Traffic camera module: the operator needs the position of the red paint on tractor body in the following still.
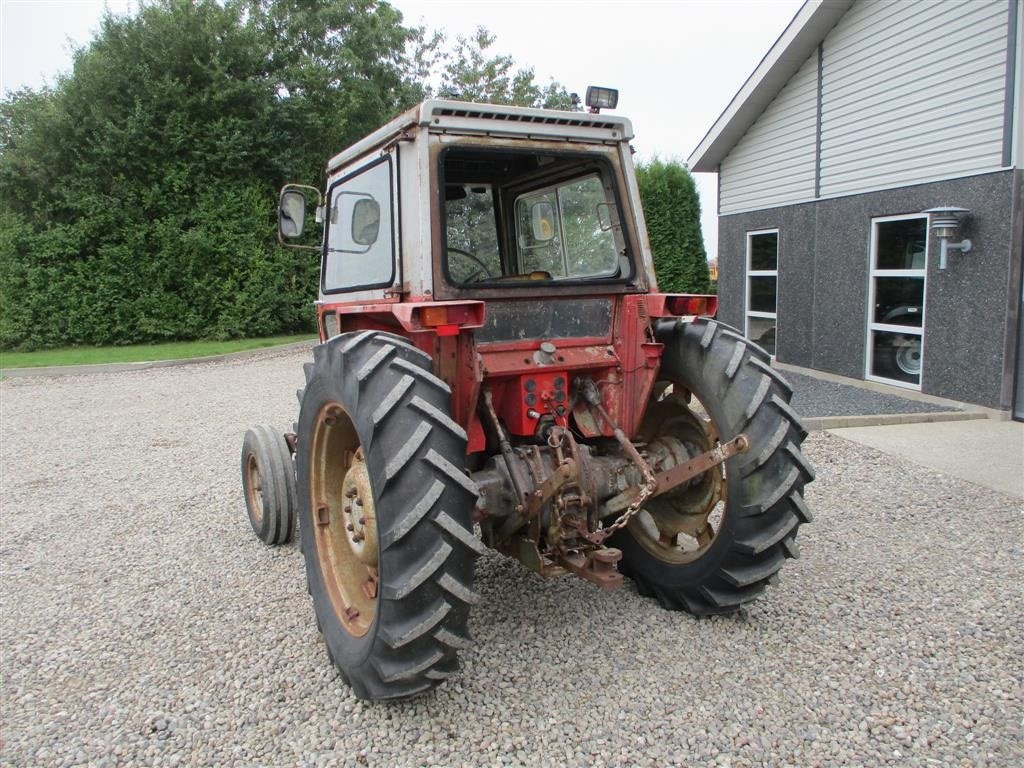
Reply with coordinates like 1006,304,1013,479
316,293,716,454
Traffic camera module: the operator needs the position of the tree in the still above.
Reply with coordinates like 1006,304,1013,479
0,1,579,350
250,0,426,182
636,158,710,294
0,0,425,349
428,26,576,110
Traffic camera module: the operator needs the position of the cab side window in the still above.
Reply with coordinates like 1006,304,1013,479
323,158,394,293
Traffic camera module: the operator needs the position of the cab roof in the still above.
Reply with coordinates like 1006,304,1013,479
327,99,634,173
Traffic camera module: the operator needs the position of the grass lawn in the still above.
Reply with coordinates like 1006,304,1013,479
0,334,316,370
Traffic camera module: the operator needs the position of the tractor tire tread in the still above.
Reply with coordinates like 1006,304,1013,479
241,424,296,545
617,316,813,616
378,599,451,649
380,480,445,549
733,510,799,555
297,331,478,701
384,542,453,601
433,511,488,555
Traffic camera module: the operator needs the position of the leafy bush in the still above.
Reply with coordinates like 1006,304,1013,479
636,158,711,294
0,0,419,349
0,0,579,350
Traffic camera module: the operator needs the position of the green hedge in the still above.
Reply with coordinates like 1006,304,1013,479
636,158,711,294
0,0,420,350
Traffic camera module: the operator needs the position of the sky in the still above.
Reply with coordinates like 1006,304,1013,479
0,0,805,258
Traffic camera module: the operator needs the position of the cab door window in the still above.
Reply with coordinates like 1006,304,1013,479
323,156,395,293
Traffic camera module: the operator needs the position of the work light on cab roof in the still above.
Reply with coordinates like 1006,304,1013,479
585,85,619,113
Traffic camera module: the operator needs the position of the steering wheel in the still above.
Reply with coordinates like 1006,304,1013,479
447,247,494,282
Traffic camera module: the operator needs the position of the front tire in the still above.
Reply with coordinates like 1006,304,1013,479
296,331,482,700
241,425,296,545
613,318,814,615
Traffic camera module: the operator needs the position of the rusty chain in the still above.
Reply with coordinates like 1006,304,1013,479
598,459,658,540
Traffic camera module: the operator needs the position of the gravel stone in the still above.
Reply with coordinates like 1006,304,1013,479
786,371,960,417
1,346,1021,767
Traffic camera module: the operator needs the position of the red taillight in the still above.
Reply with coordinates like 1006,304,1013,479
666,295,719,317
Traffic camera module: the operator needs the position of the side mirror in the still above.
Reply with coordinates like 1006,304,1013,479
277,184,324,250
279,190,307,239
596,201,618,232
531,201,556,242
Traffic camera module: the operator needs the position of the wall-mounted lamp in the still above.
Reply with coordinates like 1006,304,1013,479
922,207,972,270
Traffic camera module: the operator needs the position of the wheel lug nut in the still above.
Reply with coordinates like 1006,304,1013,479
346,524,354,532
344,505,351,514
358,517,366,525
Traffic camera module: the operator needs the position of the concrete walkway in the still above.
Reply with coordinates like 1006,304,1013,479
829,419,1024,499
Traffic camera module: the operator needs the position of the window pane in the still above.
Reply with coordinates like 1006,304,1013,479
516,190,563,275
749,276,777,313
445,185,502,283
557,176,618,276
324,160,393,291
514,175,619,279
750,232,778,270
875,219,926,270
872,276,924,326
747,316,776,356
870,329,922,385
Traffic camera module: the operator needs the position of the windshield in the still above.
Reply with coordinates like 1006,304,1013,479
442,148,631,286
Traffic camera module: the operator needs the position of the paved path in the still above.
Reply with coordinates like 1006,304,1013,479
829,419,1024,499
787,371,960,418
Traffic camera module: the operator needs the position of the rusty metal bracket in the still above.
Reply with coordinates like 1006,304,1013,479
654,433,748,496
604,434,749,514
556,548,623,591
523,458,577,521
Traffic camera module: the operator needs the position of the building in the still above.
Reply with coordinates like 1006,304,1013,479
688,0,1023,418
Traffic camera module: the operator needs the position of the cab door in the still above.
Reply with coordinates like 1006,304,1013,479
320,153,400,302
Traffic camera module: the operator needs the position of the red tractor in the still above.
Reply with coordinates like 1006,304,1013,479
241,90,813,700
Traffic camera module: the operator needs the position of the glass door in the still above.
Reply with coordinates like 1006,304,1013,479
866,215,928,389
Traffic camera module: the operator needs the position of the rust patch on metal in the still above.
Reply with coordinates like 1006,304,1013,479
557,548,623,591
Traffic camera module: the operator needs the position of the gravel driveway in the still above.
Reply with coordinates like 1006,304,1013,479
2,347,1022,767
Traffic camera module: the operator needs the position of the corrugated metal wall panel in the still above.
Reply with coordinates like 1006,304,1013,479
819,0,1009,197
719,52,818,215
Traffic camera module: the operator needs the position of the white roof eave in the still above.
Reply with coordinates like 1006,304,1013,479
687,0,854,173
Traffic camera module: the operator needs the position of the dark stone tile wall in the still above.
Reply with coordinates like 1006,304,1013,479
717,170,1020,408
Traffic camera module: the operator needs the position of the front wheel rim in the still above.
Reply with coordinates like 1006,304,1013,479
245,452,264,527
309,402,379,637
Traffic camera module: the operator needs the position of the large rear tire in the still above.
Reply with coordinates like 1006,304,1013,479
295,331,482,700
613,318,814,615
